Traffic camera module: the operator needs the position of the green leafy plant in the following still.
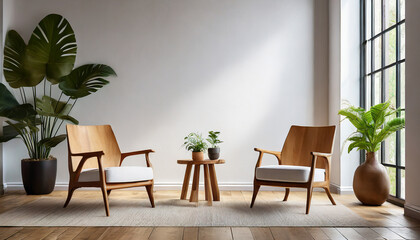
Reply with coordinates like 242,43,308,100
338,101,405,154
0,14,116,160
207,131,223,148
183,132,208,152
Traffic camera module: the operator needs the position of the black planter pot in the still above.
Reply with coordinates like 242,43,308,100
208,148,220,160
21,158,57,195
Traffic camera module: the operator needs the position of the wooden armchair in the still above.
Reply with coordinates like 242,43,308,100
250,125,336,214
64,125,155,216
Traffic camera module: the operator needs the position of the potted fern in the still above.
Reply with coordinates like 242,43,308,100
0,14,116,194
183,132,208,161
338,101,405,205
207,131,223,160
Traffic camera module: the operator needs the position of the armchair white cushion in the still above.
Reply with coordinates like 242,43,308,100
79,166,153,183
256,165,325,183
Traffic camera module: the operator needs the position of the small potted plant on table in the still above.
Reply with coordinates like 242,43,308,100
183,132,208,161
207,131,223,160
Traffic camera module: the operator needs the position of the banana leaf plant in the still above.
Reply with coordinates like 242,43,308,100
338,101,405,154
0,14,116,160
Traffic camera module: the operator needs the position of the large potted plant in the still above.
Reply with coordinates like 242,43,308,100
0,14,116,195
206,131,223,160
183,132,208,161
338,101,405,205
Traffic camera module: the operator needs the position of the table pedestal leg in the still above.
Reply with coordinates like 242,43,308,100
204,165,212,206
209,164,220,201
180,163,193,200
189,164,200,206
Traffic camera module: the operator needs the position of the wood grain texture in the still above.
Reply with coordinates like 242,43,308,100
149,227,183,240
0,190,419,239
198,227,232,240
183,227,198,240
64,125,155,216
249,227,274,240
252,125,336,214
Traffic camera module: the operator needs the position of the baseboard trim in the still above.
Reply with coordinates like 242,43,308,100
4,182,334,192
404,204,420,221
329,183,353,194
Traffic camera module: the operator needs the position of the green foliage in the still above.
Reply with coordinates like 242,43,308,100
59,64,116,99
183,132,208,152
25,14,77,84
338,100,405,154
207,131,223,148
0,13,116,160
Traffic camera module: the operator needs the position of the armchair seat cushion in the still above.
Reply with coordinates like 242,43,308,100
256,165,325,183
79,166,153,183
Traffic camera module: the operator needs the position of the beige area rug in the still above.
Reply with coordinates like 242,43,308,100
0,194,393,227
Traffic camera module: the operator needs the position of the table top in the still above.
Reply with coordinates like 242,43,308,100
177,159,225,165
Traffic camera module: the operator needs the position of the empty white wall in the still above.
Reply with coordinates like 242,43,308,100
2,0,330,190
328,0,360,193
404,0,420,220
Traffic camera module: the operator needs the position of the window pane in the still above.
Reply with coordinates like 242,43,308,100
374,37,382,71
384,66,396,107
374,72,382,105
401,111,406,166
366,76,372,108
401,62,405,108
400,0,405,21
385,0,397,29
401,169,405,199
384,131,396,164
375,150,382,164
386,167,397,196
365,0,372,39
385,29,396,65
400,23,405,60
365,41,372,74
374,0,382,35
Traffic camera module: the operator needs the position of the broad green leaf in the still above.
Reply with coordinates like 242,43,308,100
36,95,78,124
0,125,20,142
25,14,77,84
59,64,116,99
0,83,37,121
38,134,67,148
3,30,41,88
36,95,71,116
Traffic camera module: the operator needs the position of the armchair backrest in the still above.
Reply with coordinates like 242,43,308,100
66,125,122,171
281,125,336,168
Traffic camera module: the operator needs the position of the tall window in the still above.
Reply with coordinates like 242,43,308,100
361,0,406,201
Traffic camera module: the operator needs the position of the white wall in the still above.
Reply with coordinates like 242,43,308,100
328,0,360,193
404,0,420,220
2,0,330,190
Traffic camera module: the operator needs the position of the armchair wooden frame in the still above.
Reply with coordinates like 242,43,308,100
250,125,336,214
63,125,155,216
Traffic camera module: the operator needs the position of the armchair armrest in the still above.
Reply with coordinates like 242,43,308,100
71,151,105,182
72,151,104,157
120,149,155,167
311,152,332,158
308,152,332,183
254,148,282,168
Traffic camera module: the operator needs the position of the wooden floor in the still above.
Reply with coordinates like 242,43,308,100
0,190,419,240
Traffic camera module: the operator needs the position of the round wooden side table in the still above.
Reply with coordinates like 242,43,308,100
177,159,225,206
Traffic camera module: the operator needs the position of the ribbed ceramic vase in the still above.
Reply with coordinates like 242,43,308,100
353,152,390,205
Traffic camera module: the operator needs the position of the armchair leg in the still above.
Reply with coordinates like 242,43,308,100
250,184,260,208
323,187,336,205
305,187,313,214
283,188,290,201
63,187,75,208
146,184,155,208
100,186,110,217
